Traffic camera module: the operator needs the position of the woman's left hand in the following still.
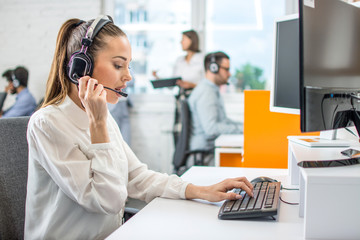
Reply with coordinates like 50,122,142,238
185,177,254,202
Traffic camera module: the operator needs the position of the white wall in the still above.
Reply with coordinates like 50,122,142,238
0,0,102,103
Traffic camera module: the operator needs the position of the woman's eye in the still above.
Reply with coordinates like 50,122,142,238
114,64,122,69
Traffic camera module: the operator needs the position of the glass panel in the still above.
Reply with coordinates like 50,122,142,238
206,0,286,92
114,0,192,93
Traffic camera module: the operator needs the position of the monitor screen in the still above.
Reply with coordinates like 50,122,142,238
270,14,300,115
300,0,360,135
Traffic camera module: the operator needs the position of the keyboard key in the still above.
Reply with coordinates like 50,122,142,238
231,199,242,212
218,181,281,220
254,190,266,210
239,194,251,211
224,200,235,212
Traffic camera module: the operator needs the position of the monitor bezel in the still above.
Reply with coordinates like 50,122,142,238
269,13,300,115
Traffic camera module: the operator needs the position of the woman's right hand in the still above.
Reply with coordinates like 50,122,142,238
78,76,110,144
152,70,159,79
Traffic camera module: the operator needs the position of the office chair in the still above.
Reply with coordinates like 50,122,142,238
172,99,213,176
0,92,7,112
0,117,30,240
0,117,137,239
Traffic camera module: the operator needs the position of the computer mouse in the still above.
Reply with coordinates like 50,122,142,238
251,176,278,184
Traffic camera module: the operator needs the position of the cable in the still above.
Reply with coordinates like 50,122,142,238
279,196,299,205
345,127,358,137
330,104,339,129
321,96,327,129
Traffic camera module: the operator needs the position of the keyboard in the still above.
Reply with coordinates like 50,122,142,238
218,181,281,219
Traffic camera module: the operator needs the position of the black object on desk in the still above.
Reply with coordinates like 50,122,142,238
0,92,7,112
151,77,181,88
297,157,360,168
218,181,281,220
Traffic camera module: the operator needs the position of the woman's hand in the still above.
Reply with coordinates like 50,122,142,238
78,76,110,144
185,177,254,202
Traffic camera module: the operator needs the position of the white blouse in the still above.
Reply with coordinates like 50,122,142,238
173,52,205,84
24,96,189,240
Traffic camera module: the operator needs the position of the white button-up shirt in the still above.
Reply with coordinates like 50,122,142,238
173,52,205,84
25,96,189,240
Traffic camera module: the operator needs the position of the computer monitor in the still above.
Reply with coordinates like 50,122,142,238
299,0,360,144
270,14,300,115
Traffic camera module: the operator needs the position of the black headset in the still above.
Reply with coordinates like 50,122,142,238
11,70,20,88
209,54,219,74
67,15,113,84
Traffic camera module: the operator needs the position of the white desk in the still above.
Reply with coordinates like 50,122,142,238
107,167,304,240
214,134,243,167
288,139,360,239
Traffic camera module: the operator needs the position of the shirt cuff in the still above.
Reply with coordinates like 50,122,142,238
179,182,190,199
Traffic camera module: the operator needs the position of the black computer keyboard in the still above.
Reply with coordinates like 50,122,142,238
218,181,281,219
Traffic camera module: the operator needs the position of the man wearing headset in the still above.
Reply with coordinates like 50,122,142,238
188,51,243,155
1,66,37,118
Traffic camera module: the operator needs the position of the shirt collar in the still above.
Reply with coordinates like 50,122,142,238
16,88,29,99
204,78,219,89
58,96,89,130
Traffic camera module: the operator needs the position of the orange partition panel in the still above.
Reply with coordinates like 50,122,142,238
219,153,243,167
242,90,318,169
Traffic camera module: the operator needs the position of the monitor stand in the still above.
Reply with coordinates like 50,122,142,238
288,130,351,147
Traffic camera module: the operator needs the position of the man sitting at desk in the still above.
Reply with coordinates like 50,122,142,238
188,51,242,153
1,66,37,118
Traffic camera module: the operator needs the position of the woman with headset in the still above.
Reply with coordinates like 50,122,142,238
24,16,253,239
153,30,205,144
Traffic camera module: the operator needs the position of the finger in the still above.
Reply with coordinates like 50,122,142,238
226,179,253,197
87,78,98,95
78,76,91,99
233,177,253,190
99,86,107,99
93,83,104,96
222,192,242,201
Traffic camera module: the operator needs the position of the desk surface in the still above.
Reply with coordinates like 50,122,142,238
107,167,304,240
289,141,360,184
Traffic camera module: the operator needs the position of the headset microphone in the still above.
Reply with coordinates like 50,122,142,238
103,86,128,97
72,73,128,97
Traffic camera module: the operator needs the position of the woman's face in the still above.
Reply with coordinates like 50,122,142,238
92,35,132,104
181,34,192,51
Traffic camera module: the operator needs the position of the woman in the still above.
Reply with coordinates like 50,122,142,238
173,30,204,90
152,30,204,90
171,30,205,144
24,16,253,240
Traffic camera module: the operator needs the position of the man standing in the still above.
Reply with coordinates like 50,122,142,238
188,51,242,151
1,66,37,118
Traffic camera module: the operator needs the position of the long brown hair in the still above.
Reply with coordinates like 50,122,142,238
41,18,126,108
183,30,200,53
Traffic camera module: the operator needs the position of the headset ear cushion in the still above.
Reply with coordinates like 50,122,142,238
67,51,93,84
209,62,219,73
12,79,20,88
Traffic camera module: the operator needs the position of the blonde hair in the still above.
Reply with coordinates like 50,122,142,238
42,18,126,108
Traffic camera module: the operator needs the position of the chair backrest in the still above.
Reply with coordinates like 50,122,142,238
172,99,191,170
0,92,7,112
0,116,30,240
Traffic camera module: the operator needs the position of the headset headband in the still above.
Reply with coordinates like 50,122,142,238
67,15,113,83
81,15,113,47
